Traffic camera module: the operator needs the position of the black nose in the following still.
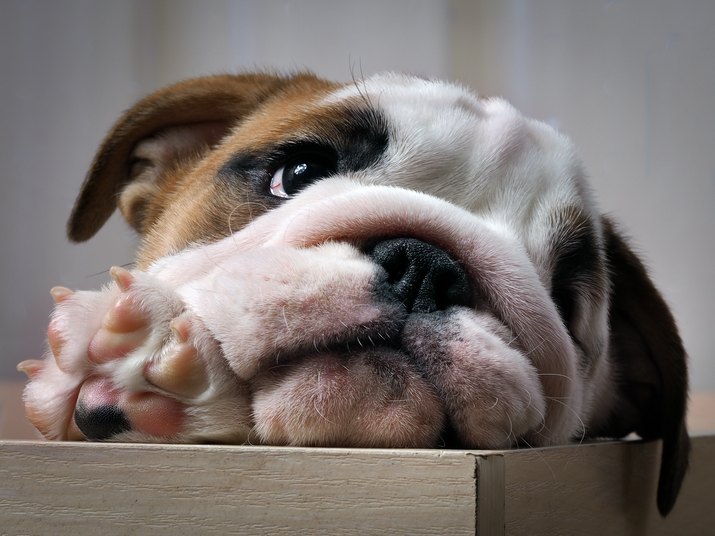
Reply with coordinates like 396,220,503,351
74,402,131,440
369,238,472,314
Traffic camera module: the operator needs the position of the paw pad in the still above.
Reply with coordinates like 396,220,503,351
74,403,131,440
87,292,149,364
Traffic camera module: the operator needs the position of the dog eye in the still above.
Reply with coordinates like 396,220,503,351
269,155,335,198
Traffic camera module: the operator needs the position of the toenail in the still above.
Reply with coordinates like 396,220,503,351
16,359,43,379
110,266,134,291
50,286,73,303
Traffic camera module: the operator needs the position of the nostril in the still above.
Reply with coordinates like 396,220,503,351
369,238,472,314
74,402,131,440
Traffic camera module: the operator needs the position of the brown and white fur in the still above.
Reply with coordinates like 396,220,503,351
18,72,689,516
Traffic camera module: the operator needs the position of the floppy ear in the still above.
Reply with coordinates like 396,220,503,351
599,218,690,516
68,73,309,241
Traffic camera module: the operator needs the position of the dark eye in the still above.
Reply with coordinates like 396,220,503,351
269,154,336,198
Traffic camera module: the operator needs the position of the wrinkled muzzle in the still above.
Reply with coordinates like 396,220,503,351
151,178,582,448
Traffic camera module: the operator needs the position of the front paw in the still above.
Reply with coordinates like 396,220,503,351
19,279,121,440
21,267,251,443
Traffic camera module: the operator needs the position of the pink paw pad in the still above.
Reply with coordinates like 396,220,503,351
22,266,218,443
144,316,210,398
87,295,150,364
74,377,185,440
87,268,149,364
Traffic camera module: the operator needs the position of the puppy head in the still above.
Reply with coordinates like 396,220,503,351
70,72,688,515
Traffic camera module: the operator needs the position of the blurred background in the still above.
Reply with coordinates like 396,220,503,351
1,0,713,437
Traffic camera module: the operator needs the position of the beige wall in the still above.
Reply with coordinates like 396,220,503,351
1,0,713,393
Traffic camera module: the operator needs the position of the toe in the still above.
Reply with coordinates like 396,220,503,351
50,286,73,303
87,295,149,364
17,359,44,379
145,318,209,398
102,294,148,333
88,327,148,363
145,342,209,398
109,265,134,291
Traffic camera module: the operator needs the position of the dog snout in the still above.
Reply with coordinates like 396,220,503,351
369,238,472,314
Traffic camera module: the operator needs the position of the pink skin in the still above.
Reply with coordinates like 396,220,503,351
148,179,579,444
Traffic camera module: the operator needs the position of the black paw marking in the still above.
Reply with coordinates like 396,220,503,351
74,402,131,440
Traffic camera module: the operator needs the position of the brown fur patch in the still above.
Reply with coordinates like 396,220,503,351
599,218,689,516
69,73,337,244
126,85,391,267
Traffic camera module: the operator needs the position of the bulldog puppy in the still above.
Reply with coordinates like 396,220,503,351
18,72,688,515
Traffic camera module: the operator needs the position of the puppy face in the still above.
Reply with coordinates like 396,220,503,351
64,72,688,515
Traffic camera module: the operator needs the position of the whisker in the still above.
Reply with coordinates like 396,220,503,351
88,261,135,279
313,399,336,425
522,335,550,357
281,306,289,331
545,396,587,445
537,372,577,383
504,412,515,444
517,384,548,435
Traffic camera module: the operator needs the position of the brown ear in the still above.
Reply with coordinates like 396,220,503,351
68,73,309,241
599,218,690,516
